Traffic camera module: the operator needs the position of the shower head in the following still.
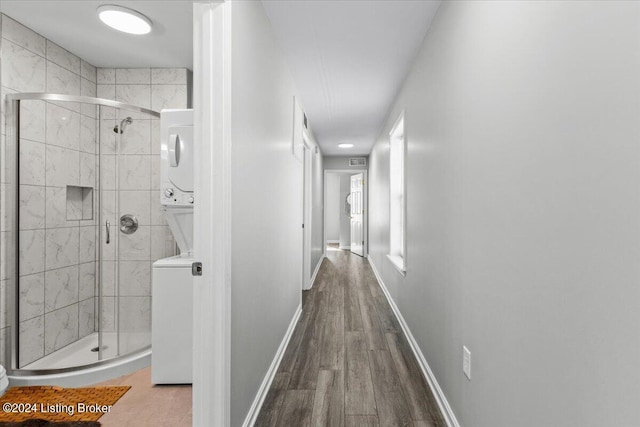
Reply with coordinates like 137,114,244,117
113,117,133,134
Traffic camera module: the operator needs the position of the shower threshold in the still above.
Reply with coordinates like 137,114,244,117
22,332,150,371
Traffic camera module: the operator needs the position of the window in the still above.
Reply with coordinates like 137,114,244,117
387,112,406,275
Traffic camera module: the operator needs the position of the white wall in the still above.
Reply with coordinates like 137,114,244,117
228,2,302,425
325,174,340,241
324,155,368,171
368,2,640,426
338,174,351,248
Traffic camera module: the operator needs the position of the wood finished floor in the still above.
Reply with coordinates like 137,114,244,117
256,246,446,427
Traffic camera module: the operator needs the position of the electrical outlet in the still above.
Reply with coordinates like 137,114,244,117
463,346,471,380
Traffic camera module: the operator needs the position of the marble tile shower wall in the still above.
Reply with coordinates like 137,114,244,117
0,14,99,367
96,67,187,342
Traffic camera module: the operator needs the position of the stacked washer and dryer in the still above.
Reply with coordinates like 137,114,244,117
151,109,195,384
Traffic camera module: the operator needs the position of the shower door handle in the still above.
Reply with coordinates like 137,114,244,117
106,221,110,244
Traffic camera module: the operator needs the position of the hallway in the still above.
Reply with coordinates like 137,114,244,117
256,248,446,427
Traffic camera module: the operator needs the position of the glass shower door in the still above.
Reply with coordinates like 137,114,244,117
98,103,119,361
98,105,154,359
114,107,154,356
12,96,100,370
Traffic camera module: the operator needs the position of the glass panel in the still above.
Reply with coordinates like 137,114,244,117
99,105,166,362
98,103,118,361
15,99,100,369
116,108,155,355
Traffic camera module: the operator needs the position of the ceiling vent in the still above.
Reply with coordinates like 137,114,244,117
349,157,366,167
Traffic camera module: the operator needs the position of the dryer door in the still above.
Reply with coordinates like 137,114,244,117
167,124,194,192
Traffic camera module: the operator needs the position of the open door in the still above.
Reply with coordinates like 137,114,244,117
350,173,364,256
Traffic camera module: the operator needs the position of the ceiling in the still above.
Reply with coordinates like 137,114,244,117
1,0,441,156
262,0,441,156
1,0,194,69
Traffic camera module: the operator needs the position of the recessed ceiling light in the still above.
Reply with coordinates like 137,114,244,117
98,5,152,35
338,143,354,148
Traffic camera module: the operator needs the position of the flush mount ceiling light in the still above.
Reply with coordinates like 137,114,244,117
97,5,152,35
338,143,354,148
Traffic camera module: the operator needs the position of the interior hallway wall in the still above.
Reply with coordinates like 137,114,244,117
323,155,368,171
325,174,340,242
228,2,303,425
367,1,640,426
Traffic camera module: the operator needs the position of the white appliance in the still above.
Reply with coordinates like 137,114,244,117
152,255,193,384
152,109,195,385
159,108,195,254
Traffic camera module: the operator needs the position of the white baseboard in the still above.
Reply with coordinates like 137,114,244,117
306,255,325,290
326,240,339,244
367,256,461,427
242,304,302,427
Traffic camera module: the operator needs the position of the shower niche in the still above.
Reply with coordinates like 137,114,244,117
66,186,94,221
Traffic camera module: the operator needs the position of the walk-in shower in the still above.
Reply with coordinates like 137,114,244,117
2,93,175,385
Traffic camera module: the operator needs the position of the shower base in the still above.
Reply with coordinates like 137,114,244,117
8,332,150,387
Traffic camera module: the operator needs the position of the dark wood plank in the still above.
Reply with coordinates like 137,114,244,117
353,260,368,291
317,257,335,293
345,415,380,427
363,264,385,299
369,350,414,427
289,291,329,389
279,313,310,374
303,289,312,308
311,369,344,427
345,331,376,415
344,282,363,331
276,390,315,427
255,372,291,427
346,330,368,353
374,295,400,333
328,276,345,315
317,257,332,281
386,333,446,426
358,289,387,350
320,305,345,371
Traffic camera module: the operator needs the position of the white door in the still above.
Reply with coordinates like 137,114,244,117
350,173,364,256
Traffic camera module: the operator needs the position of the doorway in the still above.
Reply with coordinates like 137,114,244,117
323,169,368,257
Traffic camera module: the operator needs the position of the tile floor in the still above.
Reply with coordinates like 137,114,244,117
95,367,191,426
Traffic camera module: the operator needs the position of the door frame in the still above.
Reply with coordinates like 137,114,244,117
323,169,368,258
301,132,313,290
192,1,231,426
